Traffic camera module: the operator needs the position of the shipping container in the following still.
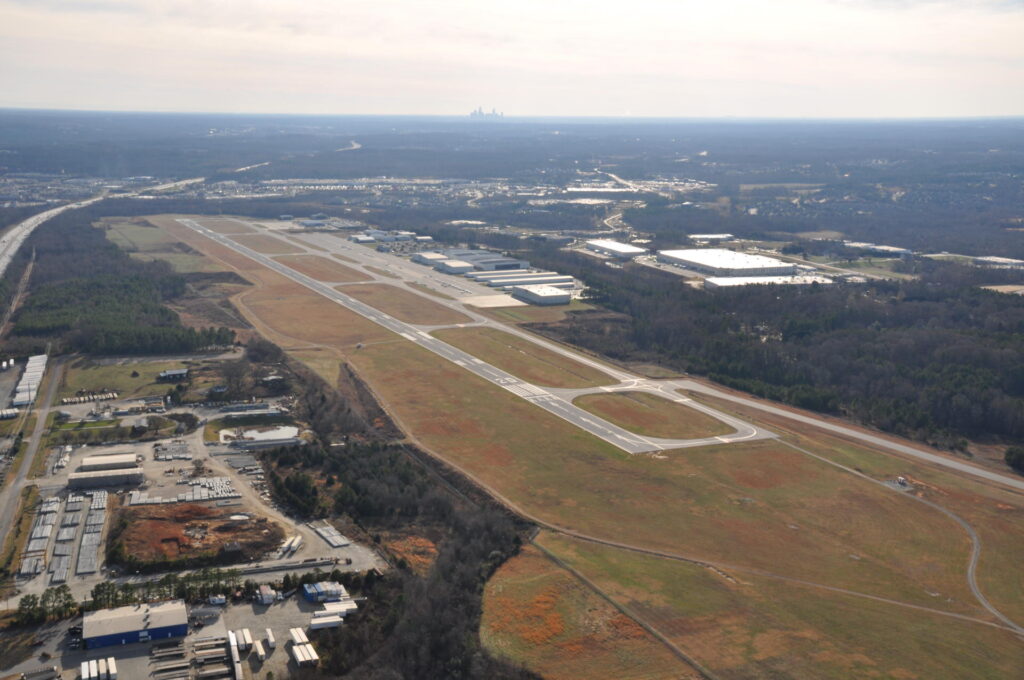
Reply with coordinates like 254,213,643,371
253,639,266,662
265,629,276,649
242,629,253,650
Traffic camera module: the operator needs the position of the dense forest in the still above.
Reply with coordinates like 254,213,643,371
3,206,233,355
254,350,536,680
526,248,1024,451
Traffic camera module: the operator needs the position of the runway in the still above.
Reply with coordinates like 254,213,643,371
176,218,773,454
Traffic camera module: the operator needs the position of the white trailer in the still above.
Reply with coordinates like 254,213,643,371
290,644,305,666
98,658,108,679
80,661,90,680
88,660,98,680
241,629,253,651
107,657,117,680
253,639,266,661
310,615,343,630
305,644,320,666
265,628,276,649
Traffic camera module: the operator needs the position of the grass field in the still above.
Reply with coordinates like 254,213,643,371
147,215,1022,674
341,284,471,325
60,359,188,399
406,282,455,300
196,218,257,235
331,253,359,264
481,544,694,680
273,254,372,282
129,251,225,273
573,391,734,439
432,327,616,389
103,220,180,252
681,389,1024,624
484,300,592,324
536,532,1024,680
229,233,303,254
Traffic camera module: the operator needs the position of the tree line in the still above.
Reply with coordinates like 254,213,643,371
3,204,233,355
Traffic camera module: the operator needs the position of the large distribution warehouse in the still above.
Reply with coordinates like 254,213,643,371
585,239,648,259
657,249,796,277
83,600,188,649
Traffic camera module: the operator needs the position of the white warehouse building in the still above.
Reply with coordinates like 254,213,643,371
704,275,833,289
512,285,572,306
657,249,796,277
585,239,647,259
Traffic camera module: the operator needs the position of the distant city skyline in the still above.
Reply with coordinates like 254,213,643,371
1,0,1022,118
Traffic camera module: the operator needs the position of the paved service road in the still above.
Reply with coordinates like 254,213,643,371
177,218,773,454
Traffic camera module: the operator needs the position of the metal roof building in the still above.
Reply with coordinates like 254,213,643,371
512,285,572,306
704,275,833,289
80,453,138,472
68,468,144,489
83,600,188,649
658,249,796,277
586,239,647,259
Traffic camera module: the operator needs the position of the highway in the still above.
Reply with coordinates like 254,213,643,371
177,218,773,454
0,176,205,282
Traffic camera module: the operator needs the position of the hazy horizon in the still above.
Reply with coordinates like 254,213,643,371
2,0,1023,118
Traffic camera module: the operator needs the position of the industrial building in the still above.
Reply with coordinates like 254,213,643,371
80,453,138,472
512,285,572,305
585,239,648,259
411,252,448,266
657,249,796,277
12,354,47,407
68,467,144,489
441,248,529,271
687,233,734,242
485,274,575,288
704,275,833,289
435,259,476,275
157,368,189,382
82,600,188,649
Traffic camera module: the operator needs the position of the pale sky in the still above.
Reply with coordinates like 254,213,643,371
1,0,1022,118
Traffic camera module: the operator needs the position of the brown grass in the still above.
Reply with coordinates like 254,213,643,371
148,215,1019,656
538,532,1024,680
432,327,616,388
481,544,694,680
407,281,455,300
382,534,439,576
197,218,256,234
274,254,371,282
573,391,734,439
340,284,472,325
229,233,303,254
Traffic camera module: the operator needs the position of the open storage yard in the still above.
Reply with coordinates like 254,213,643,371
432,327,616,389
341,283,472,325
107,502,284,564
572,391,735,439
